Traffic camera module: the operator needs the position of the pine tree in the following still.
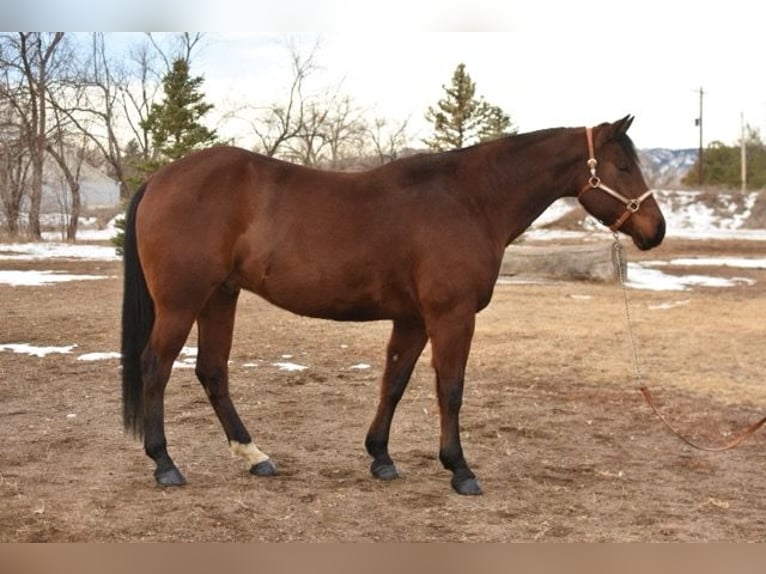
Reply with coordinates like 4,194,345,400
141,59,218,166
114,60,217,255
424,63,514,151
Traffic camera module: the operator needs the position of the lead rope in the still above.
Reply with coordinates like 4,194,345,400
611,234,766,452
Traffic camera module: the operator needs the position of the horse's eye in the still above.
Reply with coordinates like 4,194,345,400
617,162,631,173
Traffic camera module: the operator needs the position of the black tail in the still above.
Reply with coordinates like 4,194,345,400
121,182,153,439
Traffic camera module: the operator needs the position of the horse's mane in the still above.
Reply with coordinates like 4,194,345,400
616,131,640,165
382,123,640,182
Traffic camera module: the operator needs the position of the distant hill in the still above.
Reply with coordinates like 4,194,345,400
638,148,697,189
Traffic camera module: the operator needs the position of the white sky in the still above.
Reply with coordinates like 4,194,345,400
13,0,766,149
195,1,765,150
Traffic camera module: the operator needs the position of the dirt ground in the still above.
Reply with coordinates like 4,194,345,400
1,236,766,542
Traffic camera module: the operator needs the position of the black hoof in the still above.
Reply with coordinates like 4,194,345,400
155,467,186,487
371,461,399,481
250,459,278,476
452,476,482,495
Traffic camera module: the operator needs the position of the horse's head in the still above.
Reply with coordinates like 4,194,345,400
577,116,665,250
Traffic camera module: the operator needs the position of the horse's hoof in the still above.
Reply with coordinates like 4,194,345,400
250,459,278,477
452,476,482,496
371,461,399,481
155,467,186,487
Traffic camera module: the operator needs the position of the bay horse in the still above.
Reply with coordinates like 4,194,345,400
121,115,665,495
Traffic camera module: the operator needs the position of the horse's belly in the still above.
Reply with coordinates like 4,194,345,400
241,260,414,322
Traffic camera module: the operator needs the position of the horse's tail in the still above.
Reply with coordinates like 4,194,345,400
121,182,153,439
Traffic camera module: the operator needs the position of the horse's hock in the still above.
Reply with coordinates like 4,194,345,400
500,241,626,283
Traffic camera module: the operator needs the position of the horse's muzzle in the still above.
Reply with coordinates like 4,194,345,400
634,218,666,251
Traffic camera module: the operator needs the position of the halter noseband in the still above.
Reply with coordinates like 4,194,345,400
577,127,654,233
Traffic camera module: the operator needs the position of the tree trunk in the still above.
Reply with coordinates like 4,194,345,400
28,148,44,238
66,181,80,240
46,143,81,241
2,202,20,235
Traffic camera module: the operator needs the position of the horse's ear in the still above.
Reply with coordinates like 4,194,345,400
595,115,634,147
614,114,634,135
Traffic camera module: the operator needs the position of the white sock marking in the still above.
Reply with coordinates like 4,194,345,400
229,440,270,468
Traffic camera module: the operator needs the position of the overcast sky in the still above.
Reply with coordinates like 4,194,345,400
14,0,766,150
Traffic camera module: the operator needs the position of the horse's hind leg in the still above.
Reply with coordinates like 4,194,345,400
365,319,428,481
195,285,276,477
142,309,197,486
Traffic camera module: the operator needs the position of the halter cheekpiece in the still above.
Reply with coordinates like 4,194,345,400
577,126,654,233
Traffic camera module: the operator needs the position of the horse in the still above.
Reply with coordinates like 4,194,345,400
121,115,665,495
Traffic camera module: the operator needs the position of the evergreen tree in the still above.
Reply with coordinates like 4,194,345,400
141,59,218,166
114,60,217,255
682,126,766,189
424,63,515,151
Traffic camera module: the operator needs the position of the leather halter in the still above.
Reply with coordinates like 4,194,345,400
577,127,654,233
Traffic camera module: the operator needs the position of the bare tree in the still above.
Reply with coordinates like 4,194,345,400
46,102,86,240
227,39,320,158
367,117,410,165
0,32,65,238
52,33,130,199
146,32,204,72
322,95,367,169
226,39,411,170
0,103,30,234
285,100,330,166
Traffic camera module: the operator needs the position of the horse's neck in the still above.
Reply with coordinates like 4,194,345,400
473,131,584,247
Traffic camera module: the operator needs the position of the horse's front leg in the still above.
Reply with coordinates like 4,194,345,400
365,319,428,480
427,310,482,495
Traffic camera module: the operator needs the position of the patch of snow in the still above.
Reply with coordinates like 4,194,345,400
77,352,121,361
657,190,759,233
172,361,196,369
0,270,109,286
646,257,766,269
648,300,691,311
42,216,121,242
0,242,119,261
273,362,308,372
626,263,756,291
531,198,578,227
0,343,77,357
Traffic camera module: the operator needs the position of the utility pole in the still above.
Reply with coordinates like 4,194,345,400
695,86,704,187
741,112,747,192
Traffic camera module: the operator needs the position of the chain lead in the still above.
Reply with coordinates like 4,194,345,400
612,234,644,388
